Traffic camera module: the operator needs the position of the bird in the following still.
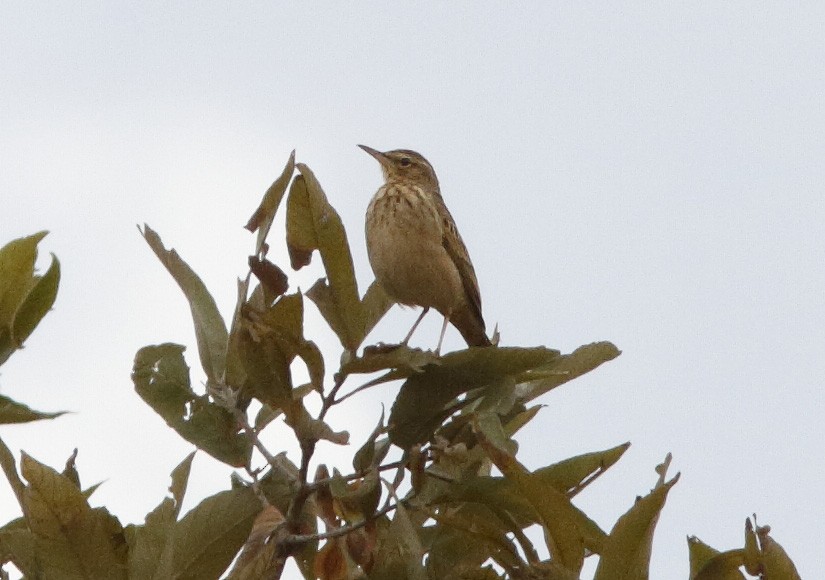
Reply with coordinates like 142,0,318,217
359,145,492,354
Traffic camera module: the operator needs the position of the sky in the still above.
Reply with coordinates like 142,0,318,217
1,2,824,578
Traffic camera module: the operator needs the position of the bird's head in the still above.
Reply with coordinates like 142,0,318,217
358,145,439,190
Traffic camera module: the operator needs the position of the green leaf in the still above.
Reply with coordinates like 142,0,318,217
0,394,66,425
245,150,296,255
11,452,127,579
287,165,363,349
0,232,47,328
154,487,262,580
11,253,60,351
370,501,426,580
329,468,381,524
132,344,251,467
356,279,393,345
426,504,522,578
689,539,745,580
140,225,228,385
352,410,387,473
390,346,560,448
532,442,631,498
594,457,680,580
0,436,24,506
519,341,621,402
0,231,58,366
745,518,802,580
342,344,439,376
473,417,603,574
125,452,197,580
441,443,630,530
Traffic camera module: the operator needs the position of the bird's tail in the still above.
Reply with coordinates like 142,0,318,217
451,307,492,347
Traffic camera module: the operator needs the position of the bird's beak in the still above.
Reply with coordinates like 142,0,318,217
358,144,390,167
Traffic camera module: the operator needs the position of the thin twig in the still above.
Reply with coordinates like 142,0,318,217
280,500,400,547
304,460,405,493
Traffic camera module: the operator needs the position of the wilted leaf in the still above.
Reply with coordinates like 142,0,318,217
245,150,296,255
154,487,262,580
140,225,229,385
593,458,680,580
0,394,66,425
132,344,251,467
390,346,560,448
227,504,285,580
248,256,289,298
314,537,354,580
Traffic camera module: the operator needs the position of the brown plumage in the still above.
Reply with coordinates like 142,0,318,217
360,145,491,352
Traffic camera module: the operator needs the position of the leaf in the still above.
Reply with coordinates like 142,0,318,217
131,344,251,467
352,410,387,473
287,165,363,349
12,452,127,579
426,504,522,579
390,346,561,448
441,443,630,530
370,501,426,580
473,417,603,574
0,232,59,366
532,442,630,498
245,150,296,255
0,394,66,425
357,279,393,345
743,517,802,580
139,225,228,385
225,504,285,580
0,232,47,329
0,436,24,506
154,487,262,580
248,257,289,298
518,341,621,402
689,536,745,580
125,453,195,580
329,469,381,524
11,253,60,352
342,344,439,376
593,456,680,580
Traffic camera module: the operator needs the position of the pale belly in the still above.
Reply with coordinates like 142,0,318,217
366,201,464,315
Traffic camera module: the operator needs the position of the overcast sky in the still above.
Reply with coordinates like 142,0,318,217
2,3,823,578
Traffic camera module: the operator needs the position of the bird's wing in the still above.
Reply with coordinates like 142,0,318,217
432,194,484,325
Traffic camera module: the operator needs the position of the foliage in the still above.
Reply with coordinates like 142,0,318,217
0,156,802,578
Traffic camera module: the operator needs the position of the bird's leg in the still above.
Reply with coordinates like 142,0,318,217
402,307,430,346
435,312,451,356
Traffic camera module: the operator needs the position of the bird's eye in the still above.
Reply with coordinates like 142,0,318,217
400,157,412,167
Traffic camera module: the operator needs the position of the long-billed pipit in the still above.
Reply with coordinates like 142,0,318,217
360,145,491,353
